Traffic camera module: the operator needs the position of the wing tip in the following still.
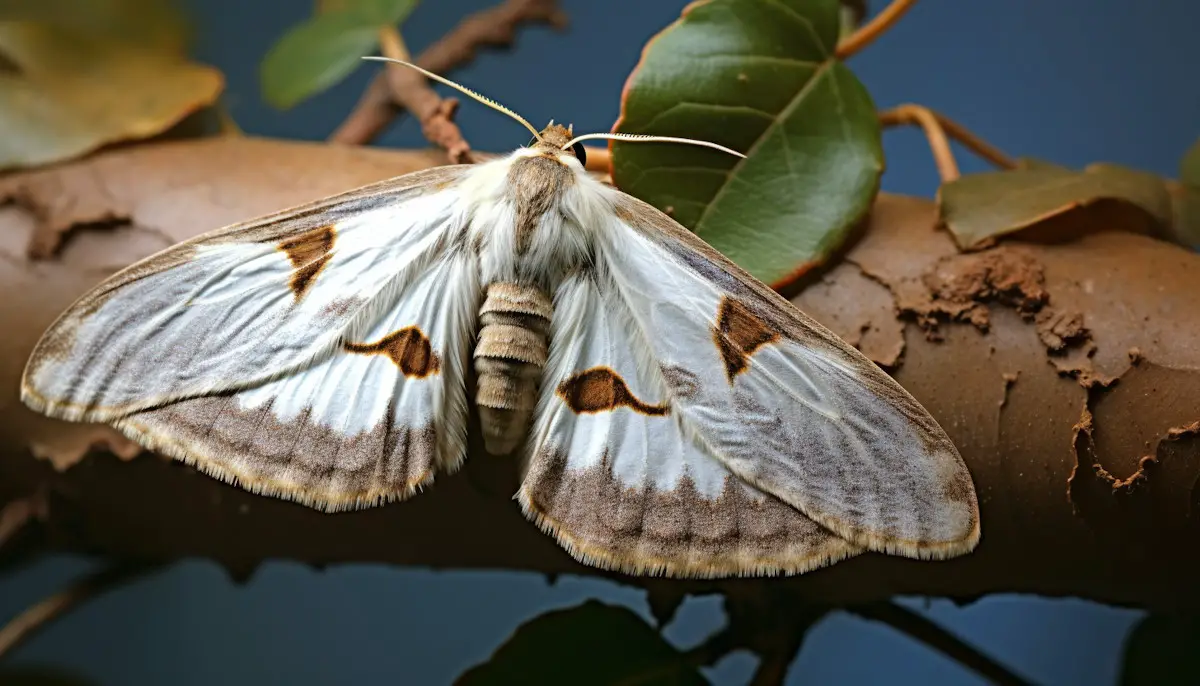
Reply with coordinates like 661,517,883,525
515,487,864,579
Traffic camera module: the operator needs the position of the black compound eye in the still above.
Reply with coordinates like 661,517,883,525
571,141,587,167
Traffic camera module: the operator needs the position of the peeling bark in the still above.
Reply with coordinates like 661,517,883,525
2,137,1199,610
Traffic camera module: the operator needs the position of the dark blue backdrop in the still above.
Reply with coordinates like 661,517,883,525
4,1,1195,683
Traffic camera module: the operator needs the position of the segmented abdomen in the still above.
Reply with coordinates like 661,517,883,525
473,282,553,455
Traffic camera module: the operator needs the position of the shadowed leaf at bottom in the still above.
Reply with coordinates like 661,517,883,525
1120,613,1200,686
455,600,709,686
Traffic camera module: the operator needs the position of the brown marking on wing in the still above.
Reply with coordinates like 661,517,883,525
279,225,336,299
713,297,781,383
557,367,668,416
344,327,440,378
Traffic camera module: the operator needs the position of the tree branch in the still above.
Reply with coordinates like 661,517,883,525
330,0,568,146
2,138,1199,613
835,0,918,60
879,104,1018,181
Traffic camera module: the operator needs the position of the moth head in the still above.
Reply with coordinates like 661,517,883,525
360,56,745,166
528,121,587,167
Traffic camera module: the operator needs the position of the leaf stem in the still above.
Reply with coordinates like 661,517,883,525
878,104,1017,183
835,0,918,60
850,602,1032,686
0,561,158,659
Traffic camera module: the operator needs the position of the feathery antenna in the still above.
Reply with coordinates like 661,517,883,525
361,56,543,142
564,132,746,159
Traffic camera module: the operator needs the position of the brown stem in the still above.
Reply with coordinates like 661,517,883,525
0,562,157,659
329,0,568,147
0,491,46,550
851,603,1031,686
879,104,1017,181
583,145,611,174
835,0,918,60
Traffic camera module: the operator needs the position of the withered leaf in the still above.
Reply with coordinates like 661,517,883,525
0,22,223,171
938,162,1173,250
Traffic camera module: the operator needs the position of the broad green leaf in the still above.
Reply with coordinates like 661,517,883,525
1181,137,1200,187
938,162,1173,249
0,0,189,53
1119,613,1200,685
455,600,709,686
0,22,222,170
260,0,419,110
612,0,883,287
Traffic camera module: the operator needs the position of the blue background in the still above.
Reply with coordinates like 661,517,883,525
3,1,1195,683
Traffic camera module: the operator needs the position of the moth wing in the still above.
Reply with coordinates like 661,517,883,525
591,193,980,559
115,248,479,510
520,272,862,577
22,165,480,510
23,165,468,421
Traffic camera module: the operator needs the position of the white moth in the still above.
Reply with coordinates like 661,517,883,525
20,58,979,578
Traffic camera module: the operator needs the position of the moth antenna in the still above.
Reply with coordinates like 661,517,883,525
361,56,543,142
562,132,746,159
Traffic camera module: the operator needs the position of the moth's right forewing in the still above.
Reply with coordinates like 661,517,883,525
599,193,980,560
22,165,470,423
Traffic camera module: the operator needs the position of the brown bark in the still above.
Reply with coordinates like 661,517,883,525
2,137,1198,610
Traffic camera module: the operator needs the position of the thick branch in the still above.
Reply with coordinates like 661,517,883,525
2,138,1199,612
330,0,567,145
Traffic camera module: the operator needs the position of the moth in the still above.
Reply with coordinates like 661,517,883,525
21,58,979,578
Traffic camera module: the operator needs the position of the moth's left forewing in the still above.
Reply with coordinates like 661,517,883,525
598,192,980,560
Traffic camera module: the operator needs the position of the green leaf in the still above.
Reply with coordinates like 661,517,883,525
0,22,223,170
0,0,189,53
1181,137,1200,187
1169,183,1200,249
612,0,883,287
938,162,1174,249
455,600,710,686
260,0,419,110
1119,613,1200,685
1013,156,1070,171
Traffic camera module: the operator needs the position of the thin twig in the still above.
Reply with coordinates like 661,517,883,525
330,0,568,147
835,0,918,60
375,25,474,163
879,104,1017,182
851,602,1032,686
0,562,157,659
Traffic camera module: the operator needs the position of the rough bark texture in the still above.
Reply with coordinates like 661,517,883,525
2,137,1198,610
